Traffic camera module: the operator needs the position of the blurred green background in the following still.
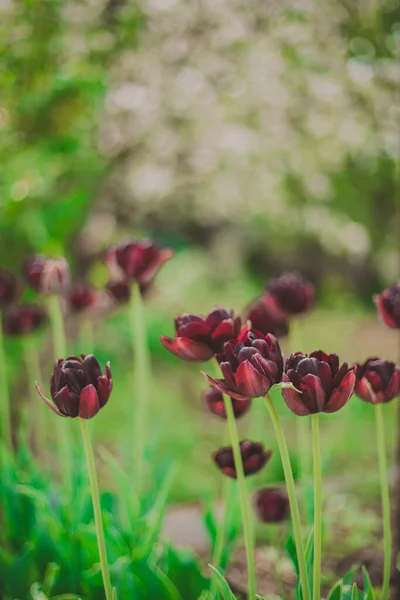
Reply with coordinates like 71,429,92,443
1,0,400,569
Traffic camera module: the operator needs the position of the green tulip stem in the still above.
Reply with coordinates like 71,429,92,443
210,475,230,595
80,316,94,354
0,312,11,449
46,295,71,497
23,337,45,454
222,389,256,599
264,394,311,600
79,418,113,600
311,414,322,600
376,403,391,600
129,282,150,492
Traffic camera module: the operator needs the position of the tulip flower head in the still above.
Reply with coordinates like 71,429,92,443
24,255,70,295
36,354,112,419
355,358,400,404
0,269,17,309
203,328,285,400
2,303,47,336
375,283,400,329
68,283,98,314
106,280,131,304
106,239,174,286
203,386,251,419
254,487,289,523
265,272,314,319
161,307,241,362
282,351,355,416
245,296,289,338
213,440,272,479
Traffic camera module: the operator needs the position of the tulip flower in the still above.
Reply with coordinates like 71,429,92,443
106,280,131,304
2,303,47,336
36,354,112,419
68,283,98,314
24,255,70,295
0,269,17,308
354,358,400,404
375,283,400,329
282,351,355,416
161,307,241,362
264,272,314,320
212,440,272,478
203,386,251,419
254,487,289,523
245,296,289,337
106,238,174,286
203,328,284,399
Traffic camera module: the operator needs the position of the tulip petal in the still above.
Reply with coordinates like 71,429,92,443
355,376,376,403
299,374,327,413
160,335,214,361
36,382,67,417
55,386,79,417
235,360,270,398
97,375,112,408
201,372,250,401
281,374,312,416
324,370,355,413
79,384,100,419
385,369,400,402
139,248,175,285
375,294,398,329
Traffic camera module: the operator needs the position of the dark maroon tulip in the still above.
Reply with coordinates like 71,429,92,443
106,238,174,286
68,283,98,314
24,255,70,295
282,351,355,416
254,487,289,523
106,280,131,304
202,328,284,400
203,387,251,420
36,354,112,419
354,358,400,404
2,304,47,336
375,283,400,329
213,440,272,479
245,296,289,338
0,269,17,309
160,307,241,362
265,272,314,319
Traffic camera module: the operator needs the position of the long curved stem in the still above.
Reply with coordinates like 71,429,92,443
0,313,11,449
264,394,311,600
376,403,391,600
129,283,150,491
79,418,113,600
311,414,322,600
223,393,256,599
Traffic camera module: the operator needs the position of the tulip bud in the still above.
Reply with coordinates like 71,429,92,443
245,296,289,338
36,354,112,419
282,351,355,416
106,239,174,286
203,327,284,400
355,358,400,404
2,304,47,336
254,487,289,523
24,255,70,295
161,307,241,362
0,269,17,309
375,283,400,329
212,440,272,478
68,283,98,314
203,387,251,419
265,272,314,319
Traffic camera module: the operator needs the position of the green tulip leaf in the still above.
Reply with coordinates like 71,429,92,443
208,565,237,600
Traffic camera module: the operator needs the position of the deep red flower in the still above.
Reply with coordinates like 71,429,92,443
203,387,251,419
24,255,70,295
265,272,314,319
202,328,284,400
106,239,174,286
160,307,241,362
0,269,17,309
375,283,400,329
254,487,289,523
68,283,98,314
282,351,355,416
213,440,272,479
354,358,400,404
36,354,112,419
106,280,131,304
245,296,289,338
2,304,47,336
